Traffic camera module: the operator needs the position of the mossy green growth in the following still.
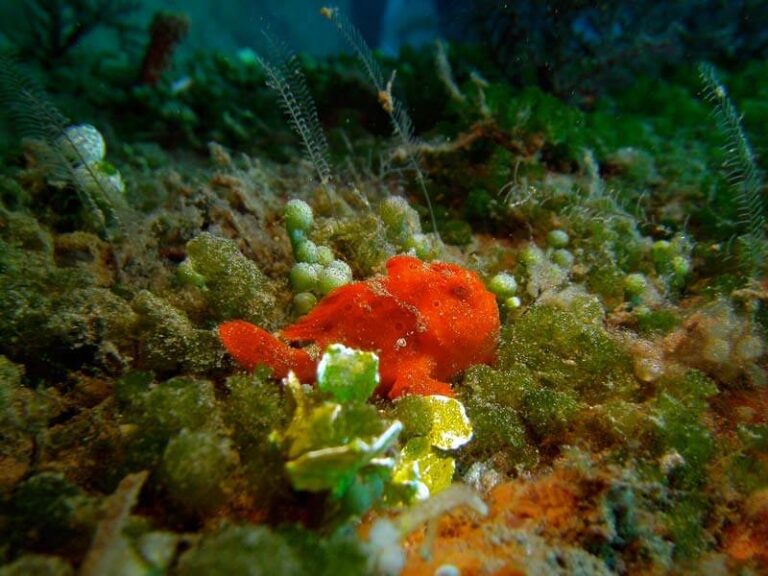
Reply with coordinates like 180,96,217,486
223,370,290,450
6,473,97,555
0,555,73,576
458,365,538,471
161,429,239,517
0,356,57,450
378,196,422,248
663,496,710,560
498,299,636,403
277,525,368,576
177,523,367,576
471,403,536,468
0,210,136,375
487,85,587,156
0,355,25,429
636,307,680,335
177,525,304,576
652,371,716,491
314,213,395,275
182,232,277,325
117,376,221,468
516,244,568,299
729,424,768,494
521,387,580,439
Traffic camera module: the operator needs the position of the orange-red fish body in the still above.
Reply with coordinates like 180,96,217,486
219,255,500,398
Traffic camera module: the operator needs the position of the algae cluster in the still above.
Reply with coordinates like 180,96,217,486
1,4,768,575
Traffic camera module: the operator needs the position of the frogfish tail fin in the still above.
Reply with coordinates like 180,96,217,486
218,320,315,381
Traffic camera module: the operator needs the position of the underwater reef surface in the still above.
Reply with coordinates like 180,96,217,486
1,4,768,576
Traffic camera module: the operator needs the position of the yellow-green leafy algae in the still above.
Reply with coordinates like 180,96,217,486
276,373,401,500
391,395,474,498
181,232,278,325
317,344,379,404
265,346,454,517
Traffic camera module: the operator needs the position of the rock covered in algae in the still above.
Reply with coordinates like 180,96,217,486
177,524,367,576
115,374,223,471
182,232,278,325
0,210,136,375
0,555,73,576
161,429,239,517
131,291,220,373
178,526,302,576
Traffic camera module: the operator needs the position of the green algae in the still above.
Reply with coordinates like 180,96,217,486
177,524,367,576
317,344,379,404
177,525,304,576
161,430,238,517
132,291,220,374
183,232,277,325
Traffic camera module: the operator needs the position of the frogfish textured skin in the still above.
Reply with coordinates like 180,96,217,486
219,255,500,398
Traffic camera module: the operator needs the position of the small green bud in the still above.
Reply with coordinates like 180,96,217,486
378,196,410,228
623,273,647,297
519,245,543,266
294,239,319,264
327,258,353,277
672,255,690,277
546,229,569,248
288,228,306,250
551,249,574,269
293,291,317,315
177,259,207,288
290,262,319,291
651,240,673,272
504,296,522,310
284,199,314,232
316,245,334,266
409,233,438,260
318,260,353,295
488,272,517,298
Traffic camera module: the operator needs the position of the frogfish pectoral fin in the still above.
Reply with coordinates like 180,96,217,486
218,320,315,382
388,357,454,399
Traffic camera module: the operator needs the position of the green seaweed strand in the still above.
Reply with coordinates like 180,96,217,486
699,62,766,280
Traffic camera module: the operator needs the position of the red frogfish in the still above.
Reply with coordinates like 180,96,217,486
218,255,500,398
